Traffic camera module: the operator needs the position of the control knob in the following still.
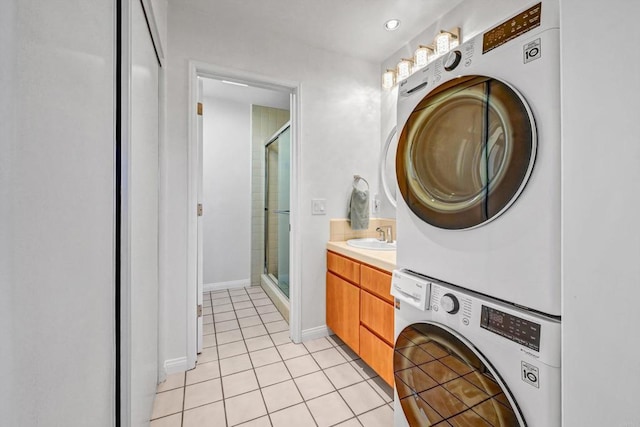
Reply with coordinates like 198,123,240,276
440,293,460,314
443,50,462,71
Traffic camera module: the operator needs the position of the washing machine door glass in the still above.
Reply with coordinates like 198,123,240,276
396,75,536,229
394,322,525,426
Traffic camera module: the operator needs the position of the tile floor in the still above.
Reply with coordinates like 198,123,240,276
150,286,394,427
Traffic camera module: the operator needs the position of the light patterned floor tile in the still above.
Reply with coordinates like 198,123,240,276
225,390,268,426
367,377,393,403
260,311,284,324
233,301,254,310
323,362,365,389
150,413,182,427
261,379,303,413
156,372,185,393
270,403,316,427
349,359,377,379
294,371,335,400
256,304,278,314
270,331,291,345
357,404,393,427
336,344,360,361
277,342,309,360
307,391,354,427
237,416,272,426
303,336,333,353
249,347,281,367
235,307,259,318
265,320,289,333
215,319,240,332
311,347,348,369
214,311,237,322
222,369,259,397
241,324,268,339
339,382,385,415
184,378,223,410
254,361,291,387
245,335,275,352
219,353,253,376
197,346,218,363
182,401,226,427
238,315,263,328
151,388,184,420
217,340,247,359
216,329,244,345
284,354,321,378
186,360,220,385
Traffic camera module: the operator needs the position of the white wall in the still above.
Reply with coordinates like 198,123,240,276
162,3,380,362
0,0,115,425
561,0,640,425
202,96,251,285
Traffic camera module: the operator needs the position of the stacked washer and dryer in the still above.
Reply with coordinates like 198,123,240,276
389,2,561,426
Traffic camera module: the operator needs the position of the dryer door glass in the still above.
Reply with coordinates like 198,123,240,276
396,75,535,229
394,322,525,426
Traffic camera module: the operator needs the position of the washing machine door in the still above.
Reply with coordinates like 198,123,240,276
396,75,536,230
395,322,525,426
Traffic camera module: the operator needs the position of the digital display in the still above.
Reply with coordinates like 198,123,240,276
482,3,542,54
480,305,541,351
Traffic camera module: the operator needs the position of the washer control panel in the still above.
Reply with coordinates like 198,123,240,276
431,284,472,325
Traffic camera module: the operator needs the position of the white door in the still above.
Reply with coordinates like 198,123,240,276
129,0,159,424
197,78,204,353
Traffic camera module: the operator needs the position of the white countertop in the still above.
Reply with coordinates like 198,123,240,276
326,241,396,273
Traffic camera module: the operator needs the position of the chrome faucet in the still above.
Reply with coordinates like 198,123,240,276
375,225,393,243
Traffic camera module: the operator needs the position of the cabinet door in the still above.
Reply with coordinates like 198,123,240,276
327,251,360,284
360,265,393,304
326,271,360,352
360,290,394,345
360,325,394,386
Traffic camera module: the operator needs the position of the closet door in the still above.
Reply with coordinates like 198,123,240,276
128,0,160,424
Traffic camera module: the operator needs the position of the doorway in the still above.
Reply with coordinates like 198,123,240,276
187,62,302,368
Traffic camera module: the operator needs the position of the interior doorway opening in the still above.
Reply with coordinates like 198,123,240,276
187,62,301,368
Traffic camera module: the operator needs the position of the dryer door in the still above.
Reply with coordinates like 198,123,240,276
396,75,536,230
394,322,525,426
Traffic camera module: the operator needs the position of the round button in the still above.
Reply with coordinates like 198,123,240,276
443,50,462,71
462,318,469,325
440,293,460,314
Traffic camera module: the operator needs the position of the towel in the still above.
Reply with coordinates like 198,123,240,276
347,188,370,230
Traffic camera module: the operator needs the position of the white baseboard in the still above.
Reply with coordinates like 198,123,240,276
301,325,332,342
203,279,250,292
164,357,189,375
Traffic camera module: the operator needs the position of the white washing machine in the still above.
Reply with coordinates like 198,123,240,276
395,2,560,316
391,269,561,426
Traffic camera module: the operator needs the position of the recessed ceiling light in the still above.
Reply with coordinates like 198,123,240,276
384,19,401,31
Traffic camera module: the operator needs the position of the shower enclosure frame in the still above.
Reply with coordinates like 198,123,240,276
263,123,291,299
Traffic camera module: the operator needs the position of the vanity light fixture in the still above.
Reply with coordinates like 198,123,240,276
435,28,460,56
384,19,401,31
414,45,435,69
382,69,396,90
396,58,414,81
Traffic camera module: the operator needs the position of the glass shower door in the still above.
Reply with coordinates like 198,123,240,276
265,125,290,298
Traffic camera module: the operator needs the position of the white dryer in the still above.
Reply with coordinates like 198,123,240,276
395,2,560,316
391,269,561,426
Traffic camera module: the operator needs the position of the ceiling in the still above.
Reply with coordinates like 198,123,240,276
170,0,463,63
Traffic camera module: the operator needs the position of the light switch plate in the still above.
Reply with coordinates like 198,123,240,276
311,198,326,215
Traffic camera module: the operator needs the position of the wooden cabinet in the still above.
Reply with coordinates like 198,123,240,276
326,271,360,352
326,250,394,386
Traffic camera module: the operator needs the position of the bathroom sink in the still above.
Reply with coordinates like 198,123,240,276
346,238,396,251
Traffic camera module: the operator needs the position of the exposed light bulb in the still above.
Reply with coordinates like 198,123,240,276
382,70,396,89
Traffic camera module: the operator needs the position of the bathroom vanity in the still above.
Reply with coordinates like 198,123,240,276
325,242,396,386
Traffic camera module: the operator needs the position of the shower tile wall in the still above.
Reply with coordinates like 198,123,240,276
251,105,289,286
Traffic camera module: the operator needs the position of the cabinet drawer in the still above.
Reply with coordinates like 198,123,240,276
360,264,393,304
326,272,360,353
360,290,394,345
359,325,393,387
327,251,360,284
